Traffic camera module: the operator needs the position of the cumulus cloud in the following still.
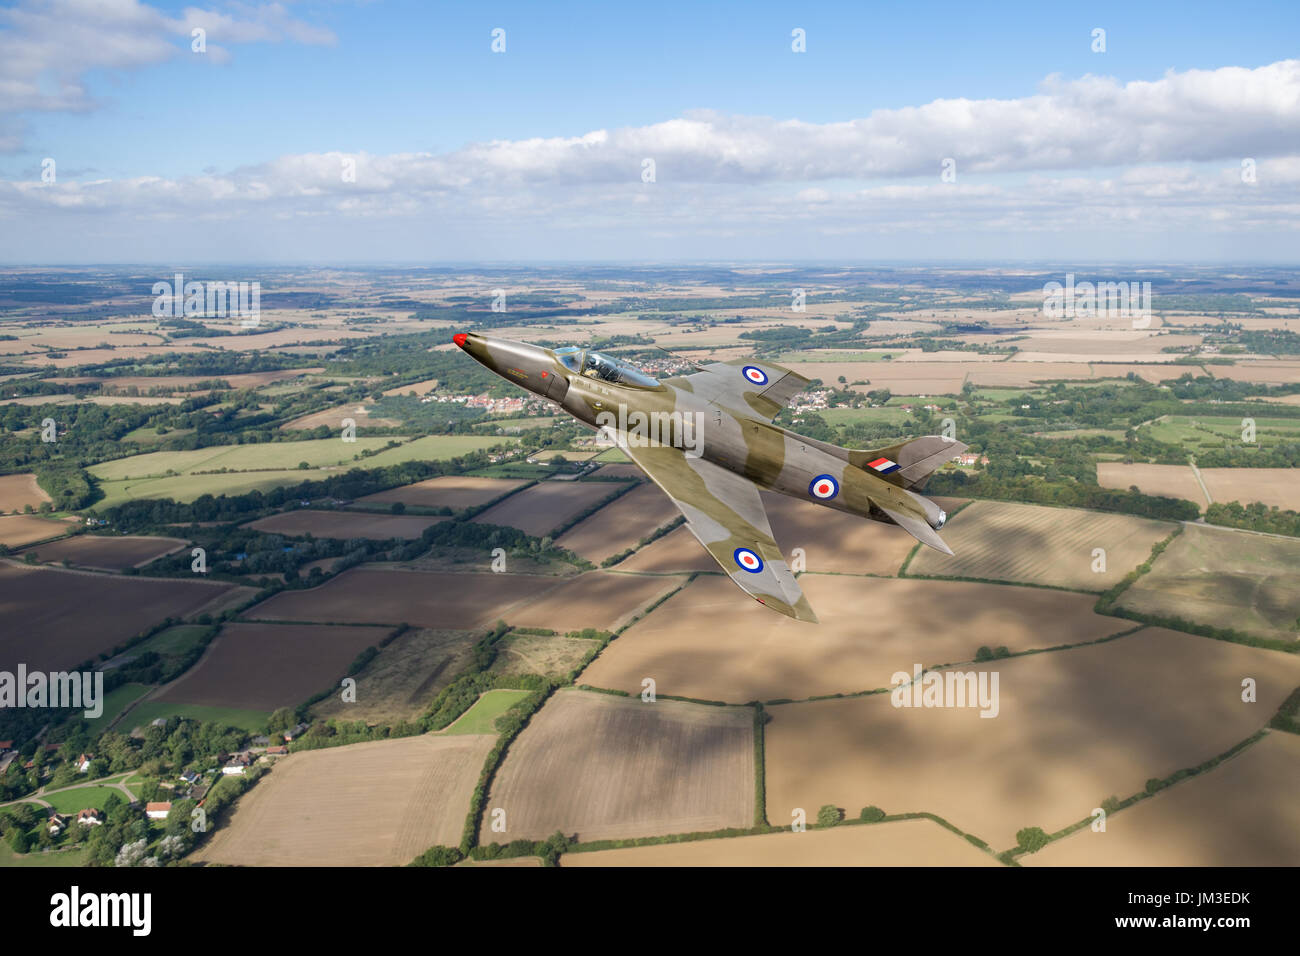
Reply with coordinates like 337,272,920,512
0,0,335,126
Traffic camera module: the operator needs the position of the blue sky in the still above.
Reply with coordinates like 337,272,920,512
1,0,1298,262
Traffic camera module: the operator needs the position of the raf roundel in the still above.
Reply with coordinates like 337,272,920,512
742,365,769,386
733,547,765,574
808,474,839,500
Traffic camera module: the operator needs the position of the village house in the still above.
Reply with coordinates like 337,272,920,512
47,813,70,836
145,802,172,821
76,808,104,827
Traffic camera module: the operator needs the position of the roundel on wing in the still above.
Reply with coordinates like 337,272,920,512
809,474,839,500
742,365,768,386
733,547,765,574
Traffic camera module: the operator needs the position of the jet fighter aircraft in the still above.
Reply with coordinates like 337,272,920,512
453,332,967,622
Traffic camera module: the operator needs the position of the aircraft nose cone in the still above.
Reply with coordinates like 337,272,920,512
452,333,468,348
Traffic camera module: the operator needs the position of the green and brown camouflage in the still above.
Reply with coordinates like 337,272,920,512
454,331,967,622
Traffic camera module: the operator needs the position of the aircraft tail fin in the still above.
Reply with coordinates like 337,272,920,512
849,436,968,490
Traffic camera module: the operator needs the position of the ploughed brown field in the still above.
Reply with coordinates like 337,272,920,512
0,514,74,548
243,509,447,539
481,689,755,843
555,483,679,562
20,534,186,570
1199,467,1300,511
471,480,630,536
193,734,496,866
764,627,1300,851
1096,462,1208,506
763,492,962,576
562,818,1000,867
314,629,480,725
155,622,392,711
1117,522,1300,642
907,500,1174,590
579,574,1128,702
1025,732,1300,866
614,525,717,573
355,475,526,511
0,473,51,512
244,566,563,629
503,570,687,632
0,562,237,671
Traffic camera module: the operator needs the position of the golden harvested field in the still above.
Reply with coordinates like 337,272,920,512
481,690,754,843
506,570,686,632
381,377,440,396
471,480,630,536
1208,361,1300,385
0,473,50,512
765,627,1300,851
489,632,601,678
0,514,73,548
1118,523,1300,642
0,562,236,671
1096,462,1208,506
764,492,961,575
314,629,479,724
563,818,999,866
615,525,717,573
355,475,526,511
1199,467,1300,511
1025,731,1300,866
20,534,186,570
245,566,562,629
579,574,1126,702
280,403,400,430
193,734,496,866
907,500,1174,590
156,622,391,711
243,509,447,539
555,483,678,562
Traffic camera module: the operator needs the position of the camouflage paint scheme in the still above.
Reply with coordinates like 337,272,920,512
454,332,967,623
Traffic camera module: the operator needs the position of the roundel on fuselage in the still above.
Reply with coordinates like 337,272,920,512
809,474,839,500
742,365,768,386
733,547,764,574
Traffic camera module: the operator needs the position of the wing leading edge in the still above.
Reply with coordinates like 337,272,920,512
614,438,818,623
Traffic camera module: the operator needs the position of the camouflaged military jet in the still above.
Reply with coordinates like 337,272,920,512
454,332,967,623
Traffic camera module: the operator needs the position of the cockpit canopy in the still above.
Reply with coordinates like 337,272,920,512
553,346,659,388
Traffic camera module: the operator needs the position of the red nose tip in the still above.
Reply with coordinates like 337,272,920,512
452,333,467,348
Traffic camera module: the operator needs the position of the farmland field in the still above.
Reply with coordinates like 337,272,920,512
480,689,754,843
1117,523,1300,642
907,500,1174,590
313,628,480,725
764,627,1300,850
358,435,511,468
0,514,74,548
0,562,237,671
82,682,152,734
563,818,999,866
92,469,344,509
19,534,186,570
1025,732,1300,866
614,525,718,573
503,570,686,632
443,689,533,735
1096,462,1208,506
353,475,527,511
471,480,630,536
1199,467,1300,511
243,510,447,539
244,566,563,629
555,483,679,562
0,473,50,512
579,574,1128,702
489,632,602,678
118,700,269,734
154,622,392,711
87,437,403,481
193,734,497,866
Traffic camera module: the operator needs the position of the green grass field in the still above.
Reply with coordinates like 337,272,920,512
34,786,124,814
777,350,901,363
121,701,269,734
804,406,913,426
89,436,405,482
444,689,533,735
92,469,337,509
0,843,88,867
82,683,152,735
132,625,211,657
361,435,513,467
592,447,630,463
1143,414,1300,448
